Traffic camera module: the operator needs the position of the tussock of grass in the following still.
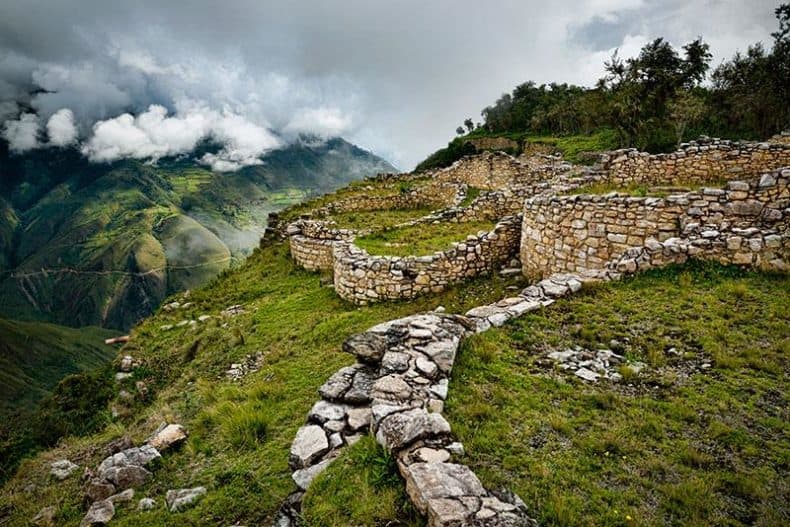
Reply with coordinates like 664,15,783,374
302,436,422,527
355,220,497,257
443,262,789,526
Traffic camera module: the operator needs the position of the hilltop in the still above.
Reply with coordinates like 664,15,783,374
0,128,786,526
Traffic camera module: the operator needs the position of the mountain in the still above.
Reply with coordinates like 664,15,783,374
0,318,118,417
0,138,394,330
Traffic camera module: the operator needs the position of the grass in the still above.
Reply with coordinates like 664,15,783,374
442,262,789,527
327,207,436,230
573,178,730,198
0,241,526,526
460,187,483,207
355,220,498,257
302,436,422,527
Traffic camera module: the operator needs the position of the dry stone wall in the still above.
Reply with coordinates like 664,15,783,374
333,216,522,304
591,139,790,187
521,168,789,277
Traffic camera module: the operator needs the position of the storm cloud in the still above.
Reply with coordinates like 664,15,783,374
0,0,780,169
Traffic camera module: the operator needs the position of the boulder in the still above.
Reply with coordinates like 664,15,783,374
147,424,188,451
102,465,152,489
166,487,207,512
108,488,135,504
50,459,79,480
289,425,329,469
137,497,157,511
342,332,388,363
80,500,114,527
85,480,116,503
403,462,485,513
376,408,451,452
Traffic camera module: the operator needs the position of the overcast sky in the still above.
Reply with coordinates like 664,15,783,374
0,0,781,169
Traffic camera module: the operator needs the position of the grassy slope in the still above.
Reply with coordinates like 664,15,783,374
445,263,789,527
0,241,525,526
0,319,118,416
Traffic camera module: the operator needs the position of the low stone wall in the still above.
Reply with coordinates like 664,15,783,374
287,221,356,271
592,138,790,187
320,181,463,216
334,216,522,304
430,152,551,190
521,168,789,277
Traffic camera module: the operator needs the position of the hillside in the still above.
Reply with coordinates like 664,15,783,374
0,138,394,330
0,134,786,526
0,319,118,416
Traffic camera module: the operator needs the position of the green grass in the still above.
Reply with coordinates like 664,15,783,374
327,207,436,230
521,129,619,163
355,220,497,257
302,436,422,527
0,241,526,526
573,178,730,198
460,187,483,207
443,262,789,527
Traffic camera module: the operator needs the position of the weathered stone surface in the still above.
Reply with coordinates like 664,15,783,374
108,488,134,504
147,424,187,452
85,480,116,503
309,400,347,423
419,340,458,374
371,374,413,402
97,445,160,478
346,407,372,431
404,462,486,512
289,425,329,469
343,332,388,363
166,487,207,512
291,458,334,490
137,497,157,511
80,500,114,526
50,459,79,480
376,409,451,452
102,465,152,489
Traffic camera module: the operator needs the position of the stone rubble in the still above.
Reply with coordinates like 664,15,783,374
165,486,207,512
50,459,79,480
225,352,264,381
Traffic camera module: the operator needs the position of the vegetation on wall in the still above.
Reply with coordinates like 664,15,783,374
417,4,790,171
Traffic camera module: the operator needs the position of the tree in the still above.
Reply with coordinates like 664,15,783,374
455,126,464,135
668,90,707,146
464,118,474,132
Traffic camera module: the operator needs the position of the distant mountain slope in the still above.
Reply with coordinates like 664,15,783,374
0,318,117,416
0,137,394,329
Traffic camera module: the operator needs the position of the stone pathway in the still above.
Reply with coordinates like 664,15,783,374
275,272,606,526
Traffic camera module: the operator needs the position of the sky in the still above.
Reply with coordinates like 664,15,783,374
0,0,781,170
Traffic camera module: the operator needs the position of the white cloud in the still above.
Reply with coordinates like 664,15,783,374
81,104,281,171
284,107,353,139
2,113,40,152
46,108,79,146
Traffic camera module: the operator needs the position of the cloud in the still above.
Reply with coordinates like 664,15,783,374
0,0,782,168
46,108,78,146
2,112,39,152
284,107,353,139
81,104,281,171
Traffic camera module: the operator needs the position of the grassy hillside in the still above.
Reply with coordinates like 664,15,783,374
0,240,525,525
0,138,394,330
0,319,118,416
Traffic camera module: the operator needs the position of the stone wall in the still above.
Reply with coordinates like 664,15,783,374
431,152,551,190
521,168,789,277
287,221,356,271
591,139,790,187
334,216,522,304
320,181,463,216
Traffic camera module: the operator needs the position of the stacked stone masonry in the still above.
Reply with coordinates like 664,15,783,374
333,216,522,304
590,138,790,187
521,168,789,277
